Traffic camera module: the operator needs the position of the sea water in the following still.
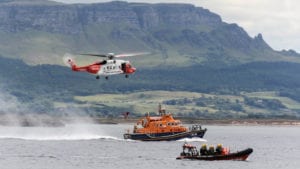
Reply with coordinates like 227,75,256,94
0,124,299,169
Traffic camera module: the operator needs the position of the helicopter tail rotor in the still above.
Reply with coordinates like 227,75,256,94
63,53,77,69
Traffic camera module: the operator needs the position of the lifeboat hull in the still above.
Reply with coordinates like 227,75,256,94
176,148,253,161
123,128,206,141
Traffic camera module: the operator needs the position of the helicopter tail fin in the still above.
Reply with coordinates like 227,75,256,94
68,58,77,71
63,54,78,71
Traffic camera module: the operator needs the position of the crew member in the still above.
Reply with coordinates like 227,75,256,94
216,144,223,155
200,144,208,155
208,145,215,155
133,125,137,133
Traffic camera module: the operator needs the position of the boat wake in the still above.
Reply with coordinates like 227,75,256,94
0,134,122,141
0,124,123,141
177,138,207,142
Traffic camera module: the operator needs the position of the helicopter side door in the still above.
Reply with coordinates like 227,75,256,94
121,62,126,73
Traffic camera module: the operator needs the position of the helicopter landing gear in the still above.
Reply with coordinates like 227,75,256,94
96,75,100,79
125,74,129,78
105,76,109,80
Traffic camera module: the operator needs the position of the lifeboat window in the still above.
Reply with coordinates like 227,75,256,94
160,124,162,127
172,123,174,126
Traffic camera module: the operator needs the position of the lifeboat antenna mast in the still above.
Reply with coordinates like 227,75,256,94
158,103,166,116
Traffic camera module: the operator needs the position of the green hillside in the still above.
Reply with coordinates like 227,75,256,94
1,56,300,119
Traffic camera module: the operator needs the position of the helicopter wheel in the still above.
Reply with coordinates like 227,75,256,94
105,76,109,80
125,75,129,78
96,76,100,79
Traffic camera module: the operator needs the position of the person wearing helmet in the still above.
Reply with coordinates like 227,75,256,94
216,144,223,155
208,145,215,155
200,144,208,156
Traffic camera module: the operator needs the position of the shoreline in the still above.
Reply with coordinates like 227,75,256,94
1,115,300,127
93,117,300,126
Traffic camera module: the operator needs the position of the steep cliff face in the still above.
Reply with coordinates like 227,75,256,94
0,1,222,34
0,1,137,34
131,3,222,29
0,1,298,66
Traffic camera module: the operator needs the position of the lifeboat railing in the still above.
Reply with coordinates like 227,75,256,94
189,125,202,131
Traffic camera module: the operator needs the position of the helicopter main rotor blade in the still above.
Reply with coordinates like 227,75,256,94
80,54,108,57
115,52,150,58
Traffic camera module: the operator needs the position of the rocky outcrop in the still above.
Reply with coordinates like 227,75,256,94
279,49,300,57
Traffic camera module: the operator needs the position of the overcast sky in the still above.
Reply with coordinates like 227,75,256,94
54,0,300,52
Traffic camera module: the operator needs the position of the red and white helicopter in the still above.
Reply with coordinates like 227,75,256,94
64,52,148,80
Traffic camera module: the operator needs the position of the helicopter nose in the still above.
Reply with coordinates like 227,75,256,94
130,67,136,73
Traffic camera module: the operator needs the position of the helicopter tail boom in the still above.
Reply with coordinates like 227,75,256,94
65,58,86,72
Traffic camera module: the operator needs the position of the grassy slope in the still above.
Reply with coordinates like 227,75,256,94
0,24,177,66
243,91,300,109
2,23,300,68
70,90,300,118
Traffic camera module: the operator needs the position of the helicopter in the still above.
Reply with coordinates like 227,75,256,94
64,52,148,80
